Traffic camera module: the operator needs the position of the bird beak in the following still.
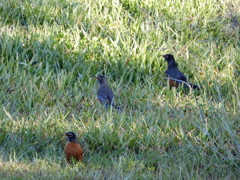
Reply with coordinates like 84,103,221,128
62,134,67,136
93,77,98,79
160,55,164,57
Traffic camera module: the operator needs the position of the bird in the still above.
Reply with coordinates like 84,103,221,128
63,132,83,163
162,54,201,90
94,75,122,111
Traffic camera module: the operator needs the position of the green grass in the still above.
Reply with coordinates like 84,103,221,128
0,0,239,179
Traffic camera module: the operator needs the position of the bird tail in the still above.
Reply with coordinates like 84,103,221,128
190,83,201,90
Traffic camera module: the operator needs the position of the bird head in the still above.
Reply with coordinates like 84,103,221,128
63,132,77,142
94,75,107,84
161,54,175,63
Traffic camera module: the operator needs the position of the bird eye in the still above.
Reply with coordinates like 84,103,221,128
165,55,168,58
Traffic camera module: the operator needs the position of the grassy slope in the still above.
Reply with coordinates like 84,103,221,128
0,0,239,179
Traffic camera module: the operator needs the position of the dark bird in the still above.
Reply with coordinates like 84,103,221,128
94,75,122,111
63,132,83,163
162,54,201,90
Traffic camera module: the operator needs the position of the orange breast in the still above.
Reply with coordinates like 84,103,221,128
64,142,83,163
168,79,179,88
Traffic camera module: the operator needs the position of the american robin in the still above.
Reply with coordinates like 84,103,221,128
94,75,122,111
162,54,201,90
63,132,83,163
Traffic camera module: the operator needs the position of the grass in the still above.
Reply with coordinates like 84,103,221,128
0,0,239,179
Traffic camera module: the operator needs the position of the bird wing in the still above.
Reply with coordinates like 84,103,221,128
165,68,187,82
97,85,114,105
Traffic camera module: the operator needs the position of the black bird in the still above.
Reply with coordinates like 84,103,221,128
162,54,201,90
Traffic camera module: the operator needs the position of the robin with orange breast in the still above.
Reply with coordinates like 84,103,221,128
94,75,122,111
162,54,201,90
63,132,83,163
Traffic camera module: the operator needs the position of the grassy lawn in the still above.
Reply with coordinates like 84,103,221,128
0,0,239,179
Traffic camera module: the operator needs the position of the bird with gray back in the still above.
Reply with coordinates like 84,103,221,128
94,75,122,111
